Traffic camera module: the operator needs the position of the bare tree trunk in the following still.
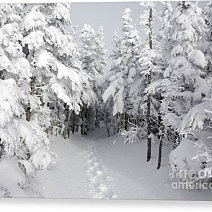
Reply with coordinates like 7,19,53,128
26,77,36,122
124,112,128,131
72,110,75,134
81,105,88,136
30,76,36,95
157,95,164,169
157,118,163,169
157,139,163,169
105,110,110,137
146,8,153,162
67,110,71,138
0,141,3,159
63,104,71,139
84,107,88,135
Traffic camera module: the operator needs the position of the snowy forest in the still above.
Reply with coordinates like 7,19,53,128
0,1,212,200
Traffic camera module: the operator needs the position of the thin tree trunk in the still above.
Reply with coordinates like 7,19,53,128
0,141,3,159
63,104,70,139
95,106,99,128
26,77,36,122
26,104,31,121
157,95,164,169
67,110,71,138
84,107,88,135
124,112,128,131
81,105,88,136
72,110,75,134
157,139,163,170
146,8,153,162
30,76,36,95
81,108,84,136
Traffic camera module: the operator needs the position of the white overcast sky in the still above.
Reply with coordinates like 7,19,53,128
71,2,141,57
70,1,207,59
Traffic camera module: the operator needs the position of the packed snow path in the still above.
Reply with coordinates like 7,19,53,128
84,142,116,199
30,134,116,199
30,135,91,198
29,129,212,200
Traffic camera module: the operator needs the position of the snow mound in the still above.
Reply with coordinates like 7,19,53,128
0,157,28,197
169,138,205,183
170,138,198,171
31,148,56,170
188,50,207,68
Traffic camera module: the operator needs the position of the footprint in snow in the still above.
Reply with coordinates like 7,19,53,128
84,143,117,199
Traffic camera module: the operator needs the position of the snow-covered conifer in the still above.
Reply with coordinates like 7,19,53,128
0,4,54,196
137,2,165,162
22,3,96,138
80,24,106,133
161,1,208,148
103,8,141,134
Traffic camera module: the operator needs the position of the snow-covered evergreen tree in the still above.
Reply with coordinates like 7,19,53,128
80,24,106,133
137,2,165,162
22,3,96,138
0,4,54,196
103,8,141,134
165,1,212,184
161,1,208,148
158,1,173,59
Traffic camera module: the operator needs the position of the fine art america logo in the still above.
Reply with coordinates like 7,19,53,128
170,169,212,190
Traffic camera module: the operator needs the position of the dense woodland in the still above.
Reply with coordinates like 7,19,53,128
0,1,212,194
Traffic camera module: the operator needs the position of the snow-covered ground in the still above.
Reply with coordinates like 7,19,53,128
26,129,212,200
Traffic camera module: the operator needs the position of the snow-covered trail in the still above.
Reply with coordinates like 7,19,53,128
29,129,212,200
84,140,117,199
30,134,116,199
87,129,212,200
30,135,91,198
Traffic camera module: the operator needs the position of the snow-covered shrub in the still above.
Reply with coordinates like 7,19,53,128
121,127,139,144
31,148,56,170
121,126,143,144
169,132,212,185
169,138,201,182
169,92,212,186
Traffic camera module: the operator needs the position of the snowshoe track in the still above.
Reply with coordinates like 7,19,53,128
84,142,117,199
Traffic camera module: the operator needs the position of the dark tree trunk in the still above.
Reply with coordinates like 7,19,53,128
157,139,163,170
124,112,128,131
81,105,88,136
30,76,36,95
95,106,99,129
72,110,75,134
157,95,164,169
26,77,36,122
26,104,31,121
105,111,110,137
146,8,153,162
0,141,3,159
63,104,71,139
84,107,88,135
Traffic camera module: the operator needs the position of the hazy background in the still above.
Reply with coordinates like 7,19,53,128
70,1,208,62
71,2,140,58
